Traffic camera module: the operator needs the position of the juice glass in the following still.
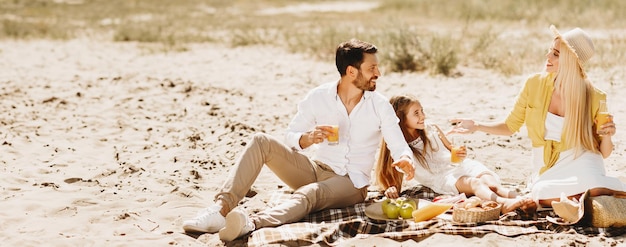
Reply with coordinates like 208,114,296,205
450,136,466,164
596,100,611,133
327,125,339,145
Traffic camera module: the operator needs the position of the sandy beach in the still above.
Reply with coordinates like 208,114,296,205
1,38,625,246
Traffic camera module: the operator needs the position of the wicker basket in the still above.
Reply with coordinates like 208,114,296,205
452,203,502,223
589,195,626,227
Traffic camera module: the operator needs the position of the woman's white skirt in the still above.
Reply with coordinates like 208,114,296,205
529,148,626,201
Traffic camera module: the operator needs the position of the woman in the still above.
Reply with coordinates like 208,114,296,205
451,25,626,208
375,95,532,213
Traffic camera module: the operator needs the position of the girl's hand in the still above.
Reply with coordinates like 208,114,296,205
456,146,467,159
384,186,399,199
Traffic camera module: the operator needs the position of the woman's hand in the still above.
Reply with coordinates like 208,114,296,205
384,186,399,199
597,114,616,158
448,118,477,134
597,114,616,137
448,119,513,136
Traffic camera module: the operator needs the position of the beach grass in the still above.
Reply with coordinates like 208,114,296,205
1,0,624,75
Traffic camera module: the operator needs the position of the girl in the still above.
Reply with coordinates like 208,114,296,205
375,95,533,213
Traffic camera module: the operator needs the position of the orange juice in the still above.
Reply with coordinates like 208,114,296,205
327,125,339,145
451,146,464,163
596,112,610,133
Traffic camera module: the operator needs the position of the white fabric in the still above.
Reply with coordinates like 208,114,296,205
410,124,499,195
530,148,626,201
544,112,564,141
529,113,626,201
284,81,413,189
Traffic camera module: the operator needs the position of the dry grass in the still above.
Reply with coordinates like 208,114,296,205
1,0,624,76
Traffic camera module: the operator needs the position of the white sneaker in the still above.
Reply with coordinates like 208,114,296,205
218,210,255,241
182,205,226,233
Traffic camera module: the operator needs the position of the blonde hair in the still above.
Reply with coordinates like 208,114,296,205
555,37,599,155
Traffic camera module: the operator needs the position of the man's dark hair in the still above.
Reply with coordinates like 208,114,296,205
335,39,378,76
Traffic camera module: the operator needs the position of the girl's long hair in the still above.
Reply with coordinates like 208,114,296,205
555,38,599,156
375,95,436,191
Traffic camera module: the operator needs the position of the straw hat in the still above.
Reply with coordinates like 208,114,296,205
549,189,626,228
550,192,582,223
550,25,595,78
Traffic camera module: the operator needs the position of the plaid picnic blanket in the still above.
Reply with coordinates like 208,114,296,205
247,186,626,246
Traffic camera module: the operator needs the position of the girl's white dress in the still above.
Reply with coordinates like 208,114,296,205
410,124,500,195
528,112,626,202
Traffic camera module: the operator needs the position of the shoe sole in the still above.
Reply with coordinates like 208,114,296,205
218,211,246,241
182,224,209,233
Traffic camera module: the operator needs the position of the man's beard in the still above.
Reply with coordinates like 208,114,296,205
353,71,376,91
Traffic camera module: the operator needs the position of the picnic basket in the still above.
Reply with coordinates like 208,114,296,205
452,202,501,223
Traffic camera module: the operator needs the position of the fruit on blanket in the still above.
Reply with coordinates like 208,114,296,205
394,197,418,209
399,203,415,219
395,197,407,205
381,197,418,219
381,198,392,215
405,198,418,209
384,201,400,219
412,203,453,222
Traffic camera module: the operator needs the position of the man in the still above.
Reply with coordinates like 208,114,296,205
182,39,416,241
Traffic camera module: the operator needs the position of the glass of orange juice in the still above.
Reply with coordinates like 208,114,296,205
596,100,612,134
450,136,466,164
327,125,339,145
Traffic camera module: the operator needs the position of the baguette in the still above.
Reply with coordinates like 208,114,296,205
412,203,453,222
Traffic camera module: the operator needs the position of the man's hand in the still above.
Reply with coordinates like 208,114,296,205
299,125,334,149
391,155,415,180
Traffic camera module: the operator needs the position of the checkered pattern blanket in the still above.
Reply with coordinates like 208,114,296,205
247,186,626,246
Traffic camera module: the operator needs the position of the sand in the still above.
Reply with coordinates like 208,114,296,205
1,39,625,246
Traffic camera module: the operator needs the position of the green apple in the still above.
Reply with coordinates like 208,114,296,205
399,203,415,219
381,198,391,215
396,197,407,206
405,199,418,209
383,201,400,219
